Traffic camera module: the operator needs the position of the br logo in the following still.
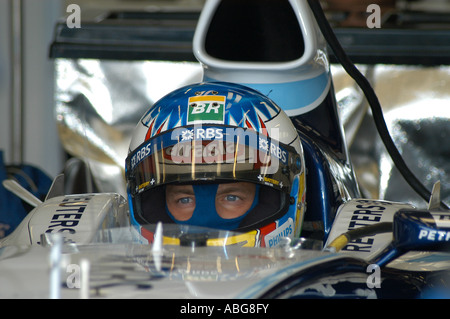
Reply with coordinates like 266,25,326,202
187,95,226,124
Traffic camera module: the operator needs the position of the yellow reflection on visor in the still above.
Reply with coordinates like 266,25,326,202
207,230,258,247
161,230,258,247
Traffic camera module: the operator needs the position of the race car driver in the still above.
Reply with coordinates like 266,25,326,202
125,82,306,247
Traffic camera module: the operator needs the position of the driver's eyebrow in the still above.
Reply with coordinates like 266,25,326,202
216,184,250,195
166,186,195,196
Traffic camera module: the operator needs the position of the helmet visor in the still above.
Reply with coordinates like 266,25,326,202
126,125,302,196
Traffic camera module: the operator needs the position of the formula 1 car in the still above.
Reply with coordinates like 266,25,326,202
0,0,449,299
1,176,448,299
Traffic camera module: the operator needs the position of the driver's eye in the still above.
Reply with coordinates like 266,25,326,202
224,195,239,202
179,197,193,204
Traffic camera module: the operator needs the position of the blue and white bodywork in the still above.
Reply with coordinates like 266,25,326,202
0,0,449,299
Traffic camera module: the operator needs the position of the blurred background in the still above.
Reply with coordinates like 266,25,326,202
0,0,448,208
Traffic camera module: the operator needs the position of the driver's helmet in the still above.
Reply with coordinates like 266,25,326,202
125,82,306,247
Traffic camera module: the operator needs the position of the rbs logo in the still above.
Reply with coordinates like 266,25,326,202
187,95,225,124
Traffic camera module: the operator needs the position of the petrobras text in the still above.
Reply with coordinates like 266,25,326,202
423,212,450,242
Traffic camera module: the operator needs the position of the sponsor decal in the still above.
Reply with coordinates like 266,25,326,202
187,95,226,124
340,200,394,253
45,195,94,235
257,175,284,188
264,218,294,248
179,127,224,141
419,212,450,242
130,143,152,169
418,229,450,242
129,125,288,174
